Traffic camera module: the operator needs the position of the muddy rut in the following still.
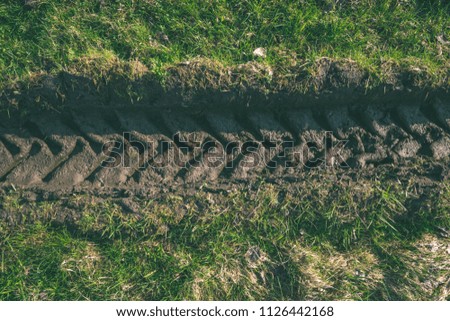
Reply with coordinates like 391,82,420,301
0,99,449,194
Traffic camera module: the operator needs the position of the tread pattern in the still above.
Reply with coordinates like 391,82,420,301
0,102,449,190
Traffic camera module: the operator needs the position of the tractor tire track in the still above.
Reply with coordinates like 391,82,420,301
0,101,448,192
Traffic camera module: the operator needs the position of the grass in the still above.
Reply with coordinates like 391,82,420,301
0,0,449,88
1,178,448,300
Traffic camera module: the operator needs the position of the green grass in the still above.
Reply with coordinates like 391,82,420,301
0,0,449,86
1,179,448,300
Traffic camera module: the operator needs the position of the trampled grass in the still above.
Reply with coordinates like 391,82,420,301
1,179,449,300
0,0,449,86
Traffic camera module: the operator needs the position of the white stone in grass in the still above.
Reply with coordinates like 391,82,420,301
253,47,267,58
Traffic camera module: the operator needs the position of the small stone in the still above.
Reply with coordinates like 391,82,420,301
253,47,267,58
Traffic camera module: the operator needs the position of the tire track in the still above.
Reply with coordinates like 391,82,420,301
70,110,136,187
430,99,450,132
246,111,294,174
0,123,35,184
114,110,174,185
0,140,16,180
160,111,224,183
0,102,448,190
283,110,329,169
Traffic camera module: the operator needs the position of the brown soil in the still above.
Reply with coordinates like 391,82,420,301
0,98,448,197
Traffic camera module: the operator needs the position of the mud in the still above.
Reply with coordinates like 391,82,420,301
0,158,447,227
0,96,448,198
